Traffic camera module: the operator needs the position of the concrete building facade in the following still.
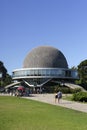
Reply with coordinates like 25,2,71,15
12,46,78,87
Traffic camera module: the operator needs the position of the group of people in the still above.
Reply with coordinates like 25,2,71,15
55,91,62,103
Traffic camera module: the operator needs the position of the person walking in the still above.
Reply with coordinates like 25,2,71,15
57,91,62,103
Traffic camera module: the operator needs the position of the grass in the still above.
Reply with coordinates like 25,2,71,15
62,94,73,101
0,96,87,130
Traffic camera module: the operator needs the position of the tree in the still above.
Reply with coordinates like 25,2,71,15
71,66,77,70
0,61,12,87
3,74,12,86
0,61,7,80
78,59,87,90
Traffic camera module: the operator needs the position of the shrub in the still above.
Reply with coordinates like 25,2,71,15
72,92,87,102
58,87,71,94
44,85,82,94
70,88,82,93
55,87,82,94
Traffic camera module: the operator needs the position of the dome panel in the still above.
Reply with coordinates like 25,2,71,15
23,46,68,68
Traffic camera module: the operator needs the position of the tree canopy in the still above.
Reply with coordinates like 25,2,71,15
0,61,12,87
0,61,7,80
78,59,87,90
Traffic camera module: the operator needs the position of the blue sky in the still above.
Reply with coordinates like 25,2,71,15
0,0,87,75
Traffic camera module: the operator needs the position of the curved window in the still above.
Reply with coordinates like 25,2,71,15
12,68,78,79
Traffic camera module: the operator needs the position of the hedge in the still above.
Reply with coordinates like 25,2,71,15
72,92,87,102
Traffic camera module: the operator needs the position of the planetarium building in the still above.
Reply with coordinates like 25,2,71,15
12,46,78,87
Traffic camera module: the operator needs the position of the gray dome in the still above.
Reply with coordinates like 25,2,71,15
23,46,68,68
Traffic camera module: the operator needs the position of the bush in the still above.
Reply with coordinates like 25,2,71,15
55,86,81,94
58,87,71,94
44,85,82,94
72,92,87,102
70,88,82,93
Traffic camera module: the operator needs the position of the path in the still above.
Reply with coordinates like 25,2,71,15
23,94,87,113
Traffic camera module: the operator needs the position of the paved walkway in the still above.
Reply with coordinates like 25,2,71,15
23,94,87,113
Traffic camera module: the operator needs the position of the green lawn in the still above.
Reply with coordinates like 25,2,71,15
0,96,87,130
62,94,73,101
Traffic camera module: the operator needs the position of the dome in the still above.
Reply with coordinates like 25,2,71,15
23,46,68,68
